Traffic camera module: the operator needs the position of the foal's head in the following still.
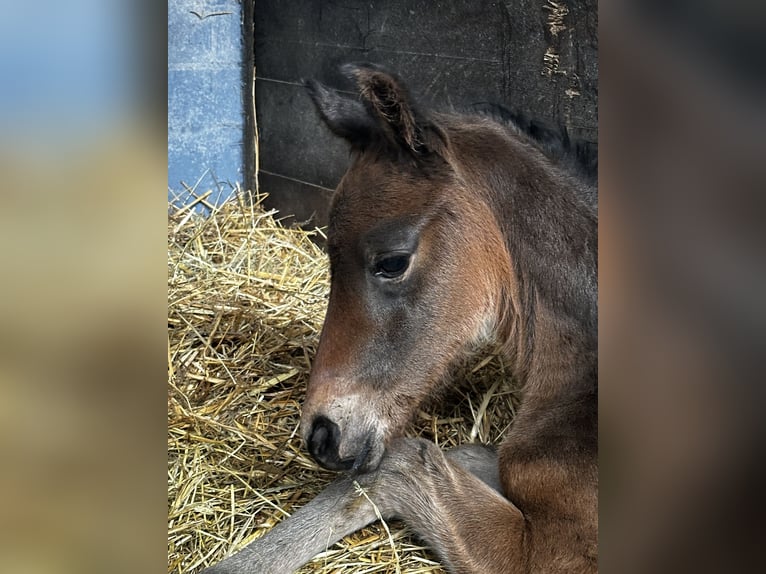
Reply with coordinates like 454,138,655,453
301,64,509,472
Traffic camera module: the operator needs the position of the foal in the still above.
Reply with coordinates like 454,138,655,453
204,63,597,574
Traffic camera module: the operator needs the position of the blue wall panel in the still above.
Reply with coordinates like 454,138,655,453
168,0,243,207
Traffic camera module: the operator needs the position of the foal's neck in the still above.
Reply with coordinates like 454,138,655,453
452,118,597,394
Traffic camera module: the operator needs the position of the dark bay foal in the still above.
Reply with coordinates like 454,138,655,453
203,63,597,574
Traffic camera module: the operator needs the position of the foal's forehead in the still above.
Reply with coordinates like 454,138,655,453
330,155,447,234
327,192,429,259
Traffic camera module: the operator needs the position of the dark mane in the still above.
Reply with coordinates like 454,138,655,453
468,102,598,189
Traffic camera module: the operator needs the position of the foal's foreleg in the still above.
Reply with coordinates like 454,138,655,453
444,443,503,493
200,476,378,574
370,438,527,574
202,440,525,574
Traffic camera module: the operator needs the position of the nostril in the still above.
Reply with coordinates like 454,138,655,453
308,415,340,466
307,415,349,471
309,418,332,458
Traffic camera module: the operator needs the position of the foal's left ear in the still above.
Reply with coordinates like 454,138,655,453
306,79,378,147
342,63,447,158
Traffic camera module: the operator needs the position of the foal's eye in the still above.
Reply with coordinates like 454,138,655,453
373,254,411,279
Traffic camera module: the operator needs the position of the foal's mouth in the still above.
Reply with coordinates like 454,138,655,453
337,433,386,475
350,434,375,473
333,434,379,474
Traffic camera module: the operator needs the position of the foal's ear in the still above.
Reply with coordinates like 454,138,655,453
342,62,447,158
306,79,377,147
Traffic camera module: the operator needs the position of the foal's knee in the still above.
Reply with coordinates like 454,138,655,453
379,439,501,494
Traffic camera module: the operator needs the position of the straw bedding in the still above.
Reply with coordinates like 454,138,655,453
168,190,520,573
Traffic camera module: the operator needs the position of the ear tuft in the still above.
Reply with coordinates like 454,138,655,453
341,63,442,157
341,64,419,152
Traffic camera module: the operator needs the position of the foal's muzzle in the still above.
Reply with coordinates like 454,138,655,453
306,415,376,472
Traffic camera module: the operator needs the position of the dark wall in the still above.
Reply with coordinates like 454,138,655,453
254,0,597,226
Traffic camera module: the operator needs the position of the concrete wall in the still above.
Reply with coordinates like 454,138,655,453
168,0,244,207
